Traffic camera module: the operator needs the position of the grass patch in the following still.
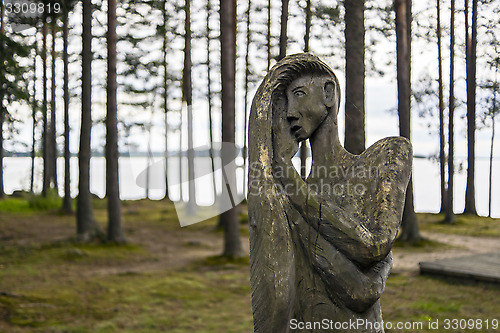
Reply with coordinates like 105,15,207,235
382,274,500,331
393,238,453,251
1,200,500,332
418,213,500,237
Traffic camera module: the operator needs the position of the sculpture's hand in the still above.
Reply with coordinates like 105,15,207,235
272,106,299,161
294,216,393,313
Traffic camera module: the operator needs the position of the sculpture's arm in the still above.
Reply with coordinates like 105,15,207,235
294,217,392,313
273,155,389,266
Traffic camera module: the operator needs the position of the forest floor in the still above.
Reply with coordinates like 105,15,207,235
0,197,500,332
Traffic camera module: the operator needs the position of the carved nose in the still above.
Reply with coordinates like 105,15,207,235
287,105,300,121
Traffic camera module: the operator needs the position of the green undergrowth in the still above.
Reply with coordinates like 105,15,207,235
393,238,453,251
417,213,500,237
0,262,253,332
382,273,500,332
1,199,500,332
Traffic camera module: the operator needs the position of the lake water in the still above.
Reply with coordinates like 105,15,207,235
3,156,499,218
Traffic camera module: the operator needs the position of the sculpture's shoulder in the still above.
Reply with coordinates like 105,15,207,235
365,136,412,168
362,136,412,186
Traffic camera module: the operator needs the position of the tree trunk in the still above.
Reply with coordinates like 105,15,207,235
395,0,421,241
243,0,251,195
344,0,366,155
42,19,49,197
464,0,477,215
488,112,495,217
162,0,170,201
266,0,271,70
436,0,446,213
184,0,196,215
106,0,125,243
301,0,311,178
488,66,497,218
50,24,58,192
207,0,217,201
220,0,243,257
77,0,101,242
277,0,289,61
31,32,37,193
0,4,5,198
445,0,456,223
62,5,72,213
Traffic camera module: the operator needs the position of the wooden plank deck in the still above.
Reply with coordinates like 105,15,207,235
419,252,500,283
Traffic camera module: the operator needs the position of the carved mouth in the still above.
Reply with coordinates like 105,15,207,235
291,125,302,133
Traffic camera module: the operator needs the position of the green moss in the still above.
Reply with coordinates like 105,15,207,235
417,213,500,237
393,238,453,250
0,197,31,212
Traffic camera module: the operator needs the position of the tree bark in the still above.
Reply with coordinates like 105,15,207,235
162,0,170,201
301,0,312,179
395,0,421,241
243,0,251,195
106,0,125,243
42,19,49,197
184,0,196,215
277,0,288,61
31,31,37,193
220,0,243,257
445,0,456,223
207,0,217,201
344,0,366,155
77,0,101,241
488,112,495,217
50,23,58,192
464,0,477,215
266,0,271,70
62,5,72,213
437,0,446,213
0,4,5,198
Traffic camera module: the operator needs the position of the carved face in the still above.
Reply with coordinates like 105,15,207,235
286,75,332,141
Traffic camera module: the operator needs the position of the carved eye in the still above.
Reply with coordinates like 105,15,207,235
294,90,306,97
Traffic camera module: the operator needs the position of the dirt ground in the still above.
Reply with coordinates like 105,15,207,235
2,204,499,277
392,231,500,273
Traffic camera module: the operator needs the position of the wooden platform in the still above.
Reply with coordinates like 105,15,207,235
419,252,500,284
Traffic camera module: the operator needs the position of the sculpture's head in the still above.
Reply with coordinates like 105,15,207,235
272,54,341,141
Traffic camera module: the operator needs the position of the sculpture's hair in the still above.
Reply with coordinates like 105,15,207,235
272,53,341,112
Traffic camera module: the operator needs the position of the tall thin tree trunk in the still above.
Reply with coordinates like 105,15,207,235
207,0,217,201
243,0,251,196
42,19,49,197
162,0,170,201
301,0,311,179
220,0,243,257
50,24,58,192
184,0,196,214
31,34,37,193
62,5,72,213
106,0,125,243
437,0,446,213
77,0,101,241
277,0,289,61
488,68,497,218
267,0,271,70
344,0,366,155
395,0,421,241
488,112,495,217
445,0,456,223
464,0,477,215
0,2,4,198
